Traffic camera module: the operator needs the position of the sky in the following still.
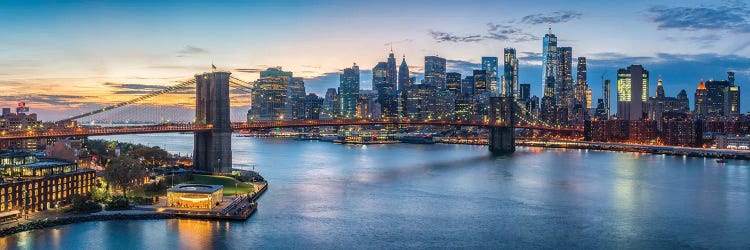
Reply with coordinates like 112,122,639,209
1,0,750,121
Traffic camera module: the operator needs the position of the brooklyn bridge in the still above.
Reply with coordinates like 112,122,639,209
0,71,582,173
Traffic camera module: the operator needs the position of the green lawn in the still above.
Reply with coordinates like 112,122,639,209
185,175,254,196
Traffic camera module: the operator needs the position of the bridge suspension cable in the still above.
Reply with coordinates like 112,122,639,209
58,79,196,123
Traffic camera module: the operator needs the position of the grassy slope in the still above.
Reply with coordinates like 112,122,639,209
186,175,255,196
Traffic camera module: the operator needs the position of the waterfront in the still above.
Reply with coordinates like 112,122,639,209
2,133,749,249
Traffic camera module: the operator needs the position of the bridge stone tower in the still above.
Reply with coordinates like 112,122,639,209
194,71,232,173
489,96,515,155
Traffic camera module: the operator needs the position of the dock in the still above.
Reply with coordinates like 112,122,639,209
144,181,268,221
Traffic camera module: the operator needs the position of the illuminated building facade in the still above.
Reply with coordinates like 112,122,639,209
694,80,708,117
0,151,96,215
473,70,488,94
321,88,339,120
302,93,322,120
398,56,411,117
339,63,360,118
482,57,499,95
461,76,474,97
556,46,573,109
285,77,306,120
249,67,292,121
603,79,611,120
616,65,649,120
424,56,446,89
446,72,462,94
542,27,558,99
502,48,518,98
167,184,223,210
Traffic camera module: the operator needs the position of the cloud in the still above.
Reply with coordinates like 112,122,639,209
518,11,583,25
486,23,539,42
665,34,721,49
518,52,542,63
446,59,480,73
103,81,196,95
104,82,167,90
104,82,168,95
429,23,538,43
234,68,264,73
175,45,209,57
148,65,210,71
19,94,89,107
428,30,483,43
646,2,750,32
384,39,414,46
428,10,579,44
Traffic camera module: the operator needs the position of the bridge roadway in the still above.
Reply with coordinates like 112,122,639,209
0,119,582,140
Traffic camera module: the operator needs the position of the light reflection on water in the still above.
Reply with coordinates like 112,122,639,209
1,133,748,249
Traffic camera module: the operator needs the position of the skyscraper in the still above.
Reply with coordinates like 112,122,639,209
285,77,306,120
398,55,410,91
482,56,499,95
595,98,606,119
726,72,740,117
542,27,558,98
446,72,462,94
398,55,410,117
519,83,531,100
373,59,397,118
557,47,573,108
302,93,322,120
648,77,688,121
704,79,731,117
386,51,397,93
424,56,446,89
603,79,611,120
339,63,360,118
250,67,292,121
725,85,740,117
575,57,588,106
655,76,665,98
473,70,488,94
372,61,391,118
677,89,690,113
502,48,518,98
461,76,475,97
694,80,708,117
372,62,388,94
321,88,338,120
616,65,649,120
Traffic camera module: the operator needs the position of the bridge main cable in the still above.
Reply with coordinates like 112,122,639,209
58,79,196,123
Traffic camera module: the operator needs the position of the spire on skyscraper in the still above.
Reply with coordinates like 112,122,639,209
656,75,665,98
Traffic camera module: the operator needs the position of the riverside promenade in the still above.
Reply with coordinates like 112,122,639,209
0,181,268,237
0,210,174,237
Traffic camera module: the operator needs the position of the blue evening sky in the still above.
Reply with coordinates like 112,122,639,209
0,0,749,119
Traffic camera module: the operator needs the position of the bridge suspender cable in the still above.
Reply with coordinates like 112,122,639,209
58,79,197,123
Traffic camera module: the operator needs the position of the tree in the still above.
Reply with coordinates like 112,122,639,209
103,155,147,199
130,146,172,166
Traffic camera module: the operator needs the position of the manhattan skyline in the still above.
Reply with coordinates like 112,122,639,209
1,0,750,120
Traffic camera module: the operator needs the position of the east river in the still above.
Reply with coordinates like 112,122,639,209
2,133,749,249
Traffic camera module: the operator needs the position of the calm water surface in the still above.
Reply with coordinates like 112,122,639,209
2,133,749,249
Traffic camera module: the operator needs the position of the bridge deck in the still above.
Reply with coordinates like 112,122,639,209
0,120,581,140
